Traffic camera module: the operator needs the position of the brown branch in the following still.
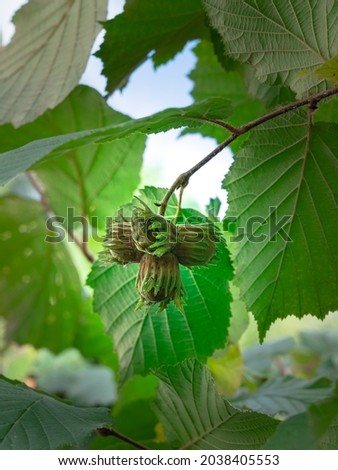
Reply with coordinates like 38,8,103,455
178,113,238,133
96,427,150,450
158,85,338,216
27,171,95,263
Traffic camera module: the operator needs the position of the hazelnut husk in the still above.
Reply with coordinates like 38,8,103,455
131,199,177,256
174,224,219,267
101,221,142,265
136,253,184,311
101,201,221,312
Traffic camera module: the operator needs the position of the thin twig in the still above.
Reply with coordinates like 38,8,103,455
27,171,95,263
67,228,95,263
179,114,239,133
158,85,338,216
173,184,185,224
96,427,150,450
27,171,50,213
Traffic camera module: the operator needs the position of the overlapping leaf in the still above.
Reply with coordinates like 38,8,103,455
0,197,85,351
224,110,338,339
227,283,249,343
35,87,145,229
0,86,144,230
315,55,338,84
0,0,107,126
314,97,338,123
0,376,112,450
234,376,333,416
88,248,232,383
204,0,338,95
0,97,232,186
88,189,233,382
97,0,208,93
153,359,278,449
185,41,264,149
244,68,296,108
264,383,338,449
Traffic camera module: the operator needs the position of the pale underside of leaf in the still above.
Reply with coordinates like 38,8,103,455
88,245,232,383
234,376,333,416
153,360,278,450
0,0,107,126
204,0,338,95
224,110,338,339
0,85,145,227
0,97,232,186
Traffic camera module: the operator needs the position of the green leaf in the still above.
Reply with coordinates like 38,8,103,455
113,375,158,415
264,412,315,450
0,196,85,351
264,383,338,449
1,345,38,382
33,86,145,229
73,309,117,370
0,97,232,186
206,197,221,220
0,0,107,126
234,376,333,417
227,283,249,343
153,359,278,449
314,96,338,123
88,246,232,383
88,188,233,383
244,68,296,108
204,0,338,95
113,400,158,441
97,0,208,93
224,111,338,340
185,41,264,149
0,376,113,450
315,55,338,84
207,345,243,396
0,86,145,230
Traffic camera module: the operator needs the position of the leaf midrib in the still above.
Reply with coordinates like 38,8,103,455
180,406,239,449
229,0,325,62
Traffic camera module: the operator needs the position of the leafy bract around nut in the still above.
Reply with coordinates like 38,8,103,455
101,221,142,265
100,199,220,311
131,199,177,257
136,253,184,312
174,224,219,267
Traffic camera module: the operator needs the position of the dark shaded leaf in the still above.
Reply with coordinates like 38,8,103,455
0,376,112,450
153,359,278,449
97,0,208,93
0,197,85,351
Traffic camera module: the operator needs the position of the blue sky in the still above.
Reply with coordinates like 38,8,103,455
1,0,233,214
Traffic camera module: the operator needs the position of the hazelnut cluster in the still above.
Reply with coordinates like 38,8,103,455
100,200,218,311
